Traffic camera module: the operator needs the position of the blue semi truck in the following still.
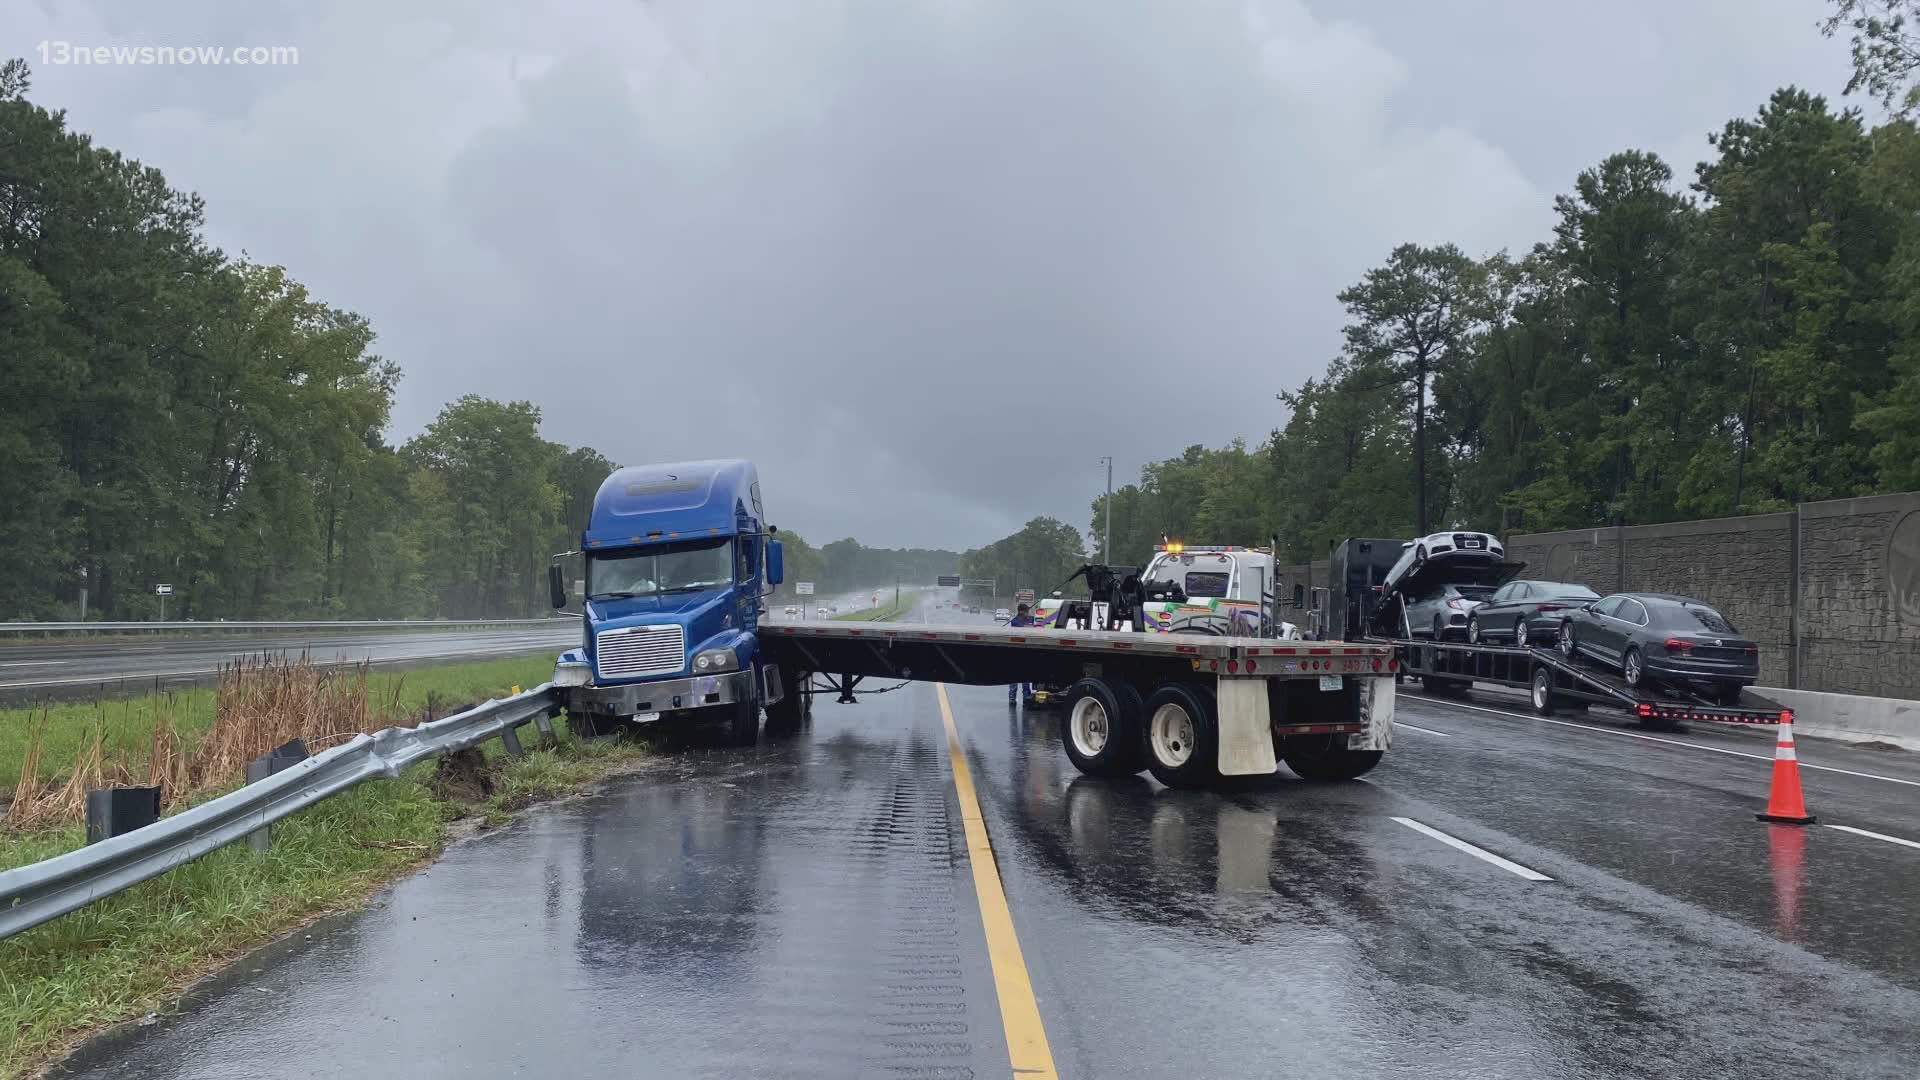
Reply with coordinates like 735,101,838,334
547,458,811,744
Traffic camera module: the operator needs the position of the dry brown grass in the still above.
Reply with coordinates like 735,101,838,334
188,654,375,788
6,653,389,830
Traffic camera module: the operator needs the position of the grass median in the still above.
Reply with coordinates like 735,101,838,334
830,591,921,622
0,653,647,1078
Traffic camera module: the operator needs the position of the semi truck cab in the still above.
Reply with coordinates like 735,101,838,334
548,458,797,744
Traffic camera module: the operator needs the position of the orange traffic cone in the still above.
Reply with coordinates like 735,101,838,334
1756,713,1816,825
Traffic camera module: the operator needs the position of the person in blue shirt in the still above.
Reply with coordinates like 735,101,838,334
1007,602,1034,704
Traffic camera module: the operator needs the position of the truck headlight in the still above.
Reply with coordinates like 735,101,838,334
693,647,739,673
554,661,591,687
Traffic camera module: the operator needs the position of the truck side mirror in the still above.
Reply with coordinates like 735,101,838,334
1292,583,1305,608
766,539,784,586
548,564,567,610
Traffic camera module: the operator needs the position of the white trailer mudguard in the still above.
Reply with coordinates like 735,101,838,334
1350,675,1394,752
1215,677,1279,776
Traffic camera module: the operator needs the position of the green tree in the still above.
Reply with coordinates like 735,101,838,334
1824,1,1920,115
1336,243,1482,533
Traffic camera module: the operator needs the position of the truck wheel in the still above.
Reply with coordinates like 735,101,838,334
1140,683,1218,789
764,668,810,736
1280,736,1383,781
722,698,760,746
1530,666,1556,715
567,710,621,740
1061,677,1144,777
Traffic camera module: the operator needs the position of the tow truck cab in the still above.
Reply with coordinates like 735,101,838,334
549,459,788,742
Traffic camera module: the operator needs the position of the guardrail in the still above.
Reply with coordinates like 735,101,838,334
0,684,563,941
0,618,573,635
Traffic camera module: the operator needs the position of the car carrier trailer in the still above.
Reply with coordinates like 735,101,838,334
1317,538,1790,730
1388,635,1791,730
758,617,1400,788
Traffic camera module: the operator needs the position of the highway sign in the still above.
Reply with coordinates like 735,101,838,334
937,575,961,587
155,584,173,596
796,582,815,595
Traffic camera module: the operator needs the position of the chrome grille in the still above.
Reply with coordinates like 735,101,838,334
595,624,685,679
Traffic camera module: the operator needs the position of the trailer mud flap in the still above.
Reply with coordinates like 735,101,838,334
1350,677,1394,752
1216,678,1279,776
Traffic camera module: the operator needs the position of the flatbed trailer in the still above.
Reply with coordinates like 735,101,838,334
1382,634,1790,730
759,618,1401,788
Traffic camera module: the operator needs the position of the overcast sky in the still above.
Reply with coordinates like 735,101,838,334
2,0,1862,550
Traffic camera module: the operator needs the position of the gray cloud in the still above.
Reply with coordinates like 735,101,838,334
2,0,1856,549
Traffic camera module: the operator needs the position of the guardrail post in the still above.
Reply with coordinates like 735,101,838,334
533,707,556,741
244,739,311,851
499,724,526,758
85,786,162,844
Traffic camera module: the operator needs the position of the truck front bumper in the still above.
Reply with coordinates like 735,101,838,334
567,669,753,719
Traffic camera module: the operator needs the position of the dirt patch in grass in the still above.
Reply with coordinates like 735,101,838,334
429,747,496,804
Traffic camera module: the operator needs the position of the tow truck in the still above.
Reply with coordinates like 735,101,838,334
1322,537,1790,731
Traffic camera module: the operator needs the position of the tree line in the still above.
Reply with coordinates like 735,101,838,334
767,534,961,602
1092,18,1920,566
0,62,934,621
957,517,1088,601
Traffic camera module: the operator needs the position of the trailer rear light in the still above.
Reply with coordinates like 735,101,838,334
1387,657,1398,671
1227,660,1240,674
1245,659,1258,673
1636,703,1653,718
1664,638,1695,652
1371,658,1381,671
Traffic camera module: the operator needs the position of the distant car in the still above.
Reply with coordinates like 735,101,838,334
816,606,830,618
1466,579,1601,645
1405,581,1497,640
1554,593,1759,703
1382,531,1504,597
993,608,1011,622
968,605,980,614
783,605,799,616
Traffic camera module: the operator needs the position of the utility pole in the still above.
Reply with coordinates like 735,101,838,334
1098,456,1113,563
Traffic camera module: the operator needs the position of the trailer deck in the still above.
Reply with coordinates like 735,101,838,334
761,617,1396,689
758,618,1402,786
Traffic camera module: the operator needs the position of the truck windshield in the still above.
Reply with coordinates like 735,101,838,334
587,537,733,599
1143,553,1233,599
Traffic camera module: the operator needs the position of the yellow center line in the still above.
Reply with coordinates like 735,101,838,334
937,682,1060,1080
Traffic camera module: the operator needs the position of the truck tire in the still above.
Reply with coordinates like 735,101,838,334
722,698,760,746
1280,735,1383,781
764,667,811,736
567,709,621,740
1061,677,1144,777
1140,683,1219,789
1530,665,1556,715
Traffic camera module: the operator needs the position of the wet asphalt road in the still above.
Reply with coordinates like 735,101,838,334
56,601,1920,1079
0,628,580,704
